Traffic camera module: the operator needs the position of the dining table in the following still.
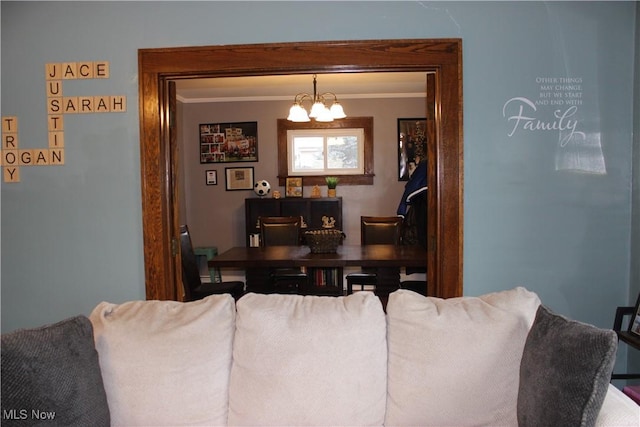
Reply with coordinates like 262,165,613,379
209,244,427,296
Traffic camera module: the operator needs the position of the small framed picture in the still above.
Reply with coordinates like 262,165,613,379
629,293,640,337
286,177,303,197
225,166,254,191
398,118,427,181
205,170,217,185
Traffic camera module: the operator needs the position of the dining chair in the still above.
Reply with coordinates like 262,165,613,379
179,225,245,301
360,216,403,246
346,216,403,295
400,275,428,296
259,216,308,294
259,216,302,247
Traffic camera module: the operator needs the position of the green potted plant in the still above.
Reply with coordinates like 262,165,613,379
325,176,339,197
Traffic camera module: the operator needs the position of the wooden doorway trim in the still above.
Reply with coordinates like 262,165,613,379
138,39,463,300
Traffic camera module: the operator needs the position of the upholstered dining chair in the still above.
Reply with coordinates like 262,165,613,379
180,225,245,301
360,216,403,246
258,216,308,294
346,216,403,295
259,216,302,247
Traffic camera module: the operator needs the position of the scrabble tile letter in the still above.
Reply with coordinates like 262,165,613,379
46,80,63,97
110,96,126,112
33,150,49,166
2,116,18,133
78,62,94,79
19,149,34,166
3,150,18,166
46,63,61,80
4,167,20,182
95,96,110,112
3,133,18,150
63,97,79,114
79,97,94,113
94,61,110,78
50,149,65,165
48,98,63,114
48,115,64,132
48,132,64,148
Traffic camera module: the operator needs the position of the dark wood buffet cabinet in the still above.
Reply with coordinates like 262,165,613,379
245,197,343,246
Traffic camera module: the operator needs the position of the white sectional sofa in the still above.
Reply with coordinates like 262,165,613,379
2,287,639,426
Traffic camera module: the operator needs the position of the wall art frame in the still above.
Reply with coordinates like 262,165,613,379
398,118,427,181
205,170,217,185
200,121,258,163
225,166,254,191
285,177,303,198
629,292,640,337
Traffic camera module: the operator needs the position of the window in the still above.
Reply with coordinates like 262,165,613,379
288,128,364,175
277,116,374,186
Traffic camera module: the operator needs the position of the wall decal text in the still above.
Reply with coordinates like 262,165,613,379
502,77,585,147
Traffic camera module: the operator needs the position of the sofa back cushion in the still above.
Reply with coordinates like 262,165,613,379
385,287,541,426
228,292,387,426
89,294,236,426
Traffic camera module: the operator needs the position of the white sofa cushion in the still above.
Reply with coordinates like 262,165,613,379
228,292,387,426
89,295,236,426
385,287,541,426
596,384,640,426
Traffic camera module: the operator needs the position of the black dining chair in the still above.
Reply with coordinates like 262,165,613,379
259,216,302,247
400,272,428,296
346,216,403,295
259,216,308,294
179,225,245,301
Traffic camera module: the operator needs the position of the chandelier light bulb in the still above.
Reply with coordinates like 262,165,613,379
315,106,334,122
309,101,326,119
287,103,310,122
330,102,346,119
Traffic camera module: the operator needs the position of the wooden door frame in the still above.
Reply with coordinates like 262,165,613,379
138,39,463,300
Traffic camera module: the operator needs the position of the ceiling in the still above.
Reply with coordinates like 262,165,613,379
174,72,429,103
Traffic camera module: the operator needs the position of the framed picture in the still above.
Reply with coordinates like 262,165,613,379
286,177,303,197
225,167,254,191
199,122,258,163
205,170,217,185
398,118,427,181
629,292,640,337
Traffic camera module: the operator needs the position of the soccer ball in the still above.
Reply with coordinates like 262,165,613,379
254,180,271,197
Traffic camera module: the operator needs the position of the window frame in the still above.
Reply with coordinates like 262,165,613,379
287,127,365,175
277,116,374,186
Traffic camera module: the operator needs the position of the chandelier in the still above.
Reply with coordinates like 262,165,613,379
287,74,347,122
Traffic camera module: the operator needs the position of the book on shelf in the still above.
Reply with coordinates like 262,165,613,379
311,268,340,288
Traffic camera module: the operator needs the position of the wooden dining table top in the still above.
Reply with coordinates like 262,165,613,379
208,244,427,269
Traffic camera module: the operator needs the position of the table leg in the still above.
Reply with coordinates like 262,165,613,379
246,268,274,294
374,267,400,297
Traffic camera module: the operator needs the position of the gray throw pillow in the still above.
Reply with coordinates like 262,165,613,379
518,305,617,427
1,316,110,426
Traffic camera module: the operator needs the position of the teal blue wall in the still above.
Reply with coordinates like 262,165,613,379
628,4,640,376
2,2,637,336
